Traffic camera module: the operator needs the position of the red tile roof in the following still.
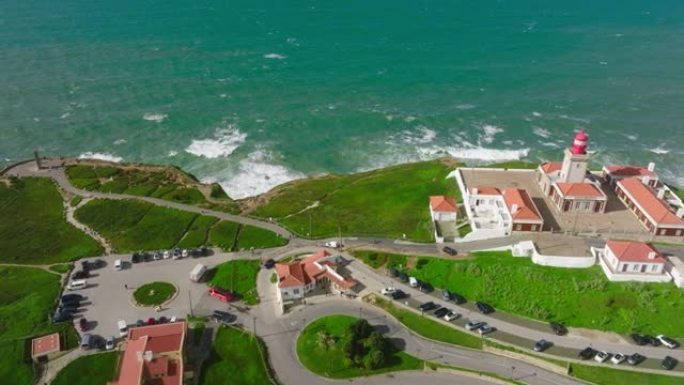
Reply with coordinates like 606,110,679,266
429,195,457,213
109,322,186,385
540,161,563,174
618,178,684,226
470,186,501,196
604,165,656,178
606,240,667,264
556,183,606,199
31,333,60,357
501,188,543,223
275,250,357,290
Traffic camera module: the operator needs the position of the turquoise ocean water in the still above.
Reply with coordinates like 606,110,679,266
2,0,684,197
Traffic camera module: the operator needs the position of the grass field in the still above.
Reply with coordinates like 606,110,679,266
372,296,482,349
133,282,176,306
208,260,261,305
48,263,72,274
200,325,277,385
0,265,79,385
352,250,408,270
0,177,103,264
52,352,119,385
251,159,459,242
570,363,684,385
209,221,240,250
177,215,219,248
404,251,684,336
75,199,198,252
235,225,288,250
296,315,423,378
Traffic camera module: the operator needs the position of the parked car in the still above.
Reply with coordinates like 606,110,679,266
611,353,626,365
59,301,79,313
131,253,141,263
163,250,171,259
450,292,466,304
381,287,396,296
419,301,438,312
60,296,81,306
182,249,189,258
578,347,596,360
476,302,494,314
172,248,181,259
142,252,152,262
82,259,104,270
153,251,162,261
61,293,83,302
627,353,645,365
200,246,210,256
389,267,399,277
213,310,237,324
390,290,408,300
408,277,418,287
105,336,115,350
147,317,156,325
263,259,276,269
630,333,648,346
533,339,552,352
594,351,611,363
68,279,87,290
324,241,342,249
662,356,678,371
118,320,128,336
79,318,88,331
550,322,567,336
442,246,457,256
418,281,433,293
645,335,662,347
441,290,452,301
433,307,450,318
208,287,234,303
80,334,93,350
478,324,494,335
158,316,168,324
114,259,122,271
398,272,409,282
52,311,73,323
465,321,484,331
444,311,460,321
136,319,145,327
72,270,89,280
657,335,679,349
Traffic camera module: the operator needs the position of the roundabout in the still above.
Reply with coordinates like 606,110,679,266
132,281,177,307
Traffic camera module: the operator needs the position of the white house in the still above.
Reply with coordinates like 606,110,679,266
429,195,458,221
593,240,671,283
666,257,684,289
274,250,357,304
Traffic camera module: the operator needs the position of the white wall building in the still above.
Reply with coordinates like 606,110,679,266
593,240,672,283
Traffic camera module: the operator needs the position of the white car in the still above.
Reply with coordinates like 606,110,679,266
163,250,170,259
114,259,122,271
117,320,128,337
324,241,342,248
657,335,679,349
182,249,189,258
380,287,396,296
169,316,177,323
611,353,626,365
444,311,460,321
594,351,611,363
408,277,418,287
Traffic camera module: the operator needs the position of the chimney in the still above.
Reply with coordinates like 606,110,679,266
657,188,666,200
511,204,519,213
472,187,478,195
648,162,656,172
648,251,657,260
677,208,684,218
136,351,143,362
642,176,650,186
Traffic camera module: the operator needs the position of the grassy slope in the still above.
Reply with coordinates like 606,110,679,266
352,250,408,270
209,221,240,251
208,260,261,305
0,266,78,385
252,160,459,242
235,225,288,250
407,251,684,336
177,215,219,248
373,296,482,349
570,364,684,385
0,178,102,264
52,352,119,385
200,326,276,385
75,199,197,252
297,315,423,379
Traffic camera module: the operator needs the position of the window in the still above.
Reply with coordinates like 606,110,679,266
515,224,522,231
531,225,536,231
677,230,682,236
651,265,660,272
660,229,667,235
293,289,300,294
621,264,628,272
631,264,639,272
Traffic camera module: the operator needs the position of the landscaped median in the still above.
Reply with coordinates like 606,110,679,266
133,281,177,306
207,260,261,305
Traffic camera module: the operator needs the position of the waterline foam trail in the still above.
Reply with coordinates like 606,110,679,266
143,113,168,123
78,152,123,162
185,125,247,159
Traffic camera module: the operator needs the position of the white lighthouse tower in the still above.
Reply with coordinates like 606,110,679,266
559,129,590,183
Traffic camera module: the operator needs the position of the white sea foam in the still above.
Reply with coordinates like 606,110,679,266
456,104,476,110
540,142,560,148
220,94,227,98
404,116,416,122
533,127,551,139
263,53,286,60
399,126,437,144
143,113,168,123
217,150,305,199
185,124,247,159
625,134,638,141
168,150,178,157
113,139,127,145
480,124,503,144
650,147,670,155
60,112,71,119
532,111,542,117
444,147,529,161
78,152,123,163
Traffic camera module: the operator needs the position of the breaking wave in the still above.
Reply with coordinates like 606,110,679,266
78,152,123,163
185,124,247,159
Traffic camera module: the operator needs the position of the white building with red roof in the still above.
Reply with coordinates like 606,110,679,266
603,163,659,189
615,177,684,236
275,250,357,304
429,195,458,221
536,130,608,214
108,321,186,385
593,240,671,283
463,186,543,237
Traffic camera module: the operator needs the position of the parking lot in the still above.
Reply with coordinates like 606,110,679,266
65,250,262,339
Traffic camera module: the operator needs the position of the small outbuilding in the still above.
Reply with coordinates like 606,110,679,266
31,333,61,361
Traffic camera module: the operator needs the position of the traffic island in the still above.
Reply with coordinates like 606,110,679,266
132,281,178,307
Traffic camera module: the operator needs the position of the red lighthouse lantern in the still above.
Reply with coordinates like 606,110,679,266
570,129,588,155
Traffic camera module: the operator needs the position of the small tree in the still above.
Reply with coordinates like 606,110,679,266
365,331,387,353
349,319,373,340
363,349,386,370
